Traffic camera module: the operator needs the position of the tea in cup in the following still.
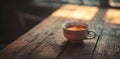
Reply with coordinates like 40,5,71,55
62,22,96,43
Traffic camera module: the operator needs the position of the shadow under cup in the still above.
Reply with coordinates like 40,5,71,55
62,22,96,43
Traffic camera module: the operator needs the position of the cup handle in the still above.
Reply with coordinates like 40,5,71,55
87,30,96,39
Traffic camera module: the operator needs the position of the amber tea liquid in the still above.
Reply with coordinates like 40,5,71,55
66,25,87,31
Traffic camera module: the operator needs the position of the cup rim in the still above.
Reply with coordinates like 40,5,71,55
62,22,89,31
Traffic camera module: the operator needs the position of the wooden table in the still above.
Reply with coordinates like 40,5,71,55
1,4,120,59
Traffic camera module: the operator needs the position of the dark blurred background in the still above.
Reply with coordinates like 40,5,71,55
0,0,57,49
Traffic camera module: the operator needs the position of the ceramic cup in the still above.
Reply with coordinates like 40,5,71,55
62,22,96,43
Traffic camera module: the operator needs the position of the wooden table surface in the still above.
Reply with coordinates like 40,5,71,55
0,4,120,59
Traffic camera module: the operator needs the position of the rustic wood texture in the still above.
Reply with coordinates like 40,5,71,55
29,4,99,59
0,16,67,59
93,9,120,59
0,4,120,59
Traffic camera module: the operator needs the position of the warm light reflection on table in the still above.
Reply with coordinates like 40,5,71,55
51,4,99,21
104,9,120,24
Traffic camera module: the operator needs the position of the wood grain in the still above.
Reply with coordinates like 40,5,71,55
26,4,100,59
93,9,120,59
0,16,66,59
